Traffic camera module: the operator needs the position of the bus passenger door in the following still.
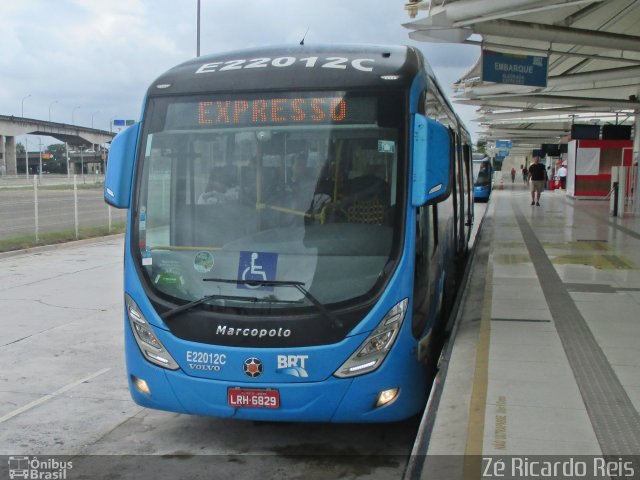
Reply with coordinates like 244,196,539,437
463,144,473,230
462,143,473,246
448,128,461,260
412,204,442,362
456,133,467,258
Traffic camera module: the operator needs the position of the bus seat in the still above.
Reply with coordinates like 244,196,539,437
346,197,386,224
342,175,390,224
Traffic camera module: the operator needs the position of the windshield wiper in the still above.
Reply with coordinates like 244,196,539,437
161,293,260,320
204,277,343,328
161,289,306,321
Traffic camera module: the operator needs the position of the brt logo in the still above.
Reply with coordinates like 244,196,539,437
276,355,309,378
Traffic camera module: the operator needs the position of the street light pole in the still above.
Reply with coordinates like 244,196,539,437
197,0,201,57
72,106,81,125
91,111,100,129
21,94,32,117
49,100,59,122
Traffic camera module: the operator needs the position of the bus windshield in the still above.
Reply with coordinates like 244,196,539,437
135,91,405,311
473,160,491,187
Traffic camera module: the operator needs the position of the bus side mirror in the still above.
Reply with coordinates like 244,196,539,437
104,123,141,209
411,114,451,207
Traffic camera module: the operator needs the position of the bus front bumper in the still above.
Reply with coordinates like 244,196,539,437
125,327,429,423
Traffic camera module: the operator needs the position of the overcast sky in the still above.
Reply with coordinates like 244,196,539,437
0,0,480,145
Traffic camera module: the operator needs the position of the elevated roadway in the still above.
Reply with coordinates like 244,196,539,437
0,115,115,176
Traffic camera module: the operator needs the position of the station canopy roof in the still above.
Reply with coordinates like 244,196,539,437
403,0,640,155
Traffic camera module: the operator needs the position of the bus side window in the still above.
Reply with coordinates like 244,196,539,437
412,203,439,337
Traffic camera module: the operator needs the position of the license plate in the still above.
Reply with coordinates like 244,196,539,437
228,388,280,409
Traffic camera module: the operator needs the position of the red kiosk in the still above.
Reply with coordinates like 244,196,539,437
566,125,633,198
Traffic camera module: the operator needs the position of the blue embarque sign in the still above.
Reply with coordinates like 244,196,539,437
482,49,548,87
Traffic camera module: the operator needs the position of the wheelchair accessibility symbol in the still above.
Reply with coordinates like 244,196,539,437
237,251,278,290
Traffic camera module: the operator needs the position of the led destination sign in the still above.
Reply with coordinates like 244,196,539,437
165,94,377,129
198,98,348,126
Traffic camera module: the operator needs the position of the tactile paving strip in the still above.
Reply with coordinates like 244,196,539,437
513,204,640,456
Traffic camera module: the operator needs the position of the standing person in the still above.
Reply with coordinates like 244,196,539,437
557,163,568,189
510,167,516,183
528,155,546,206
521,164,528,184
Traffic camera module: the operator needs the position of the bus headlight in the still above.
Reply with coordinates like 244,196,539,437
125,294,179,370
334,298,408,378
376,387,400,407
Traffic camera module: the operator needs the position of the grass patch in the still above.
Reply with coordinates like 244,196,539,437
0,222,126,253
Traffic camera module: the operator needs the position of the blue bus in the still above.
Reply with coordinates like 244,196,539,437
104,44,473,422
473,155,492,202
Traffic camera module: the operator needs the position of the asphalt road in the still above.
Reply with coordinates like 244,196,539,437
0,238,419,480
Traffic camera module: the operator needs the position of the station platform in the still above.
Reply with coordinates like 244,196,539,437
411,182,640,479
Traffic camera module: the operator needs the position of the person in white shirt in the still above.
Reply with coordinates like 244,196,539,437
557,165,568,190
